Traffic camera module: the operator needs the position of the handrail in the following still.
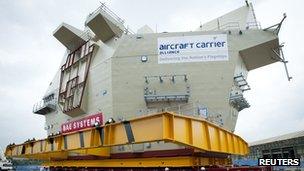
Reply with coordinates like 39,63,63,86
86,3,135,34
89,3,125,25
32,100,56,113
203,21,261,31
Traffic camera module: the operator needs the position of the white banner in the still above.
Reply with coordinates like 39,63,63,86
158,34,228,64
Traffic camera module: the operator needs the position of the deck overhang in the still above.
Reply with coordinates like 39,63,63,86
53,23,89,51
85,9,124,42
240,37,280,70
235,29,281,71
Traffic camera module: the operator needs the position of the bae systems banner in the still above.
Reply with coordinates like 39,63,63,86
61,113,103,134
158,34,228,64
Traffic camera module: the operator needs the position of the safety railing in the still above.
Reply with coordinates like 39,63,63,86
90,3,125,25
206,21,261,31
33,99,56,115
86,3,134,34
246,21,261,30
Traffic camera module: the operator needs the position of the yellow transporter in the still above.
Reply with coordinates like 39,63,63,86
5,112,248,168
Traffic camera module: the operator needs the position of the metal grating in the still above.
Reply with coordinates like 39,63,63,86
229,94,250,111
234,74,251,92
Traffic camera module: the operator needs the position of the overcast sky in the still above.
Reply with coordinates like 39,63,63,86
0,0,303,150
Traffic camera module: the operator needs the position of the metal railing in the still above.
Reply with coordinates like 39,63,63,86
78,29,93,41
220,22,240,30
86,3,134,34
246,21,261,29
229,94,250,112
206,21,261,31
32,99,56,114
234,74,251,92
91,3,125,24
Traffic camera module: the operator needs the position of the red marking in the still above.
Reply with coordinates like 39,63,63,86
61,113,103,134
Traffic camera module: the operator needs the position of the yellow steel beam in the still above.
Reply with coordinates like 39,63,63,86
19,151,68,160
43,156,230,168
5,112,248,160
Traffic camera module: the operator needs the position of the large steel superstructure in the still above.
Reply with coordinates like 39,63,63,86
6,2,288,169
35,3,281,134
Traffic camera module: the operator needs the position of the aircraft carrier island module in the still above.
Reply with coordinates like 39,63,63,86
5,2,290,170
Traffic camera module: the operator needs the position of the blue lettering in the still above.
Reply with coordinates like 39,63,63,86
206,42,210,47
222,42,225,47
196,43,200,48
159,44,166,50
169,44,174,50
160,41,225,51
179,43,188,49
190,43,194,48
216,42,221,47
